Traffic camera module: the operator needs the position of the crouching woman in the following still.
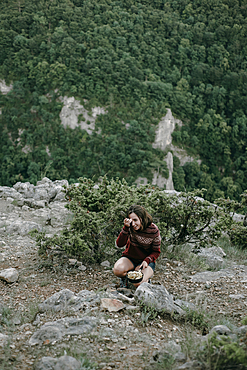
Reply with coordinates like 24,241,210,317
113,205,161,288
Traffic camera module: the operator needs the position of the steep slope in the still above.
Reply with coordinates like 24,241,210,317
0,0,247,200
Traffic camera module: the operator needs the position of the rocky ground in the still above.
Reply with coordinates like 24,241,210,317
1,178,247,370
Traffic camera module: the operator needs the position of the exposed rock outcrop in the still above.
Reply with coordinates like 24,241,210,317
59,96,106,134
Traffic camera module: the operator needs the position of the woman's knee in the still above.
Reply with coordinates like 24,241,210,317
113,262,125,276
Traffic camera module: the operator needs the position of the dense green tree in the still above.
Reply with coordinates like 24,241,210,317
0,0,247,200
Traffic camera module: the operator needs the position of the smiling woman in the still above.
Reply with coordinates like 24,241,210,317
112,205,161,288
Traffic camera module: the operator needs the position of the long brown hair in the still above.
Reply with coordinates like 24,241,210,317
127,205,153,231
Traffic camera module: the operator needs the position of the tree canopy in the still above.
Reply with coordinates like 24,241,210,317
1,0,247,200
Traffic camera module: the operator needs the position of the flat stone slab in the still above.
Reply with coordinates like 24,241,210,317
29,316,97,346
190,266,247,283
101,298,125,312
6,220,42,235
0,267,19,283
35,355,80,370
38,289,100,312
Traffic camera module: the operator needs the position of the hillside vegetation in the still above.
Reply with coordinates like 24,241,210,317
1,0,247,201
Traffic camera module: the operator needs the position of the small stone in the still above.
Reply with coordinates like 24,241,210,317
13,317,21,325
22,205,30,211
101,260,110,268
0,267,19,283
68,259,77,265
210,325,231,335
101,298,125,312
125,305,139,311
78,264,86,271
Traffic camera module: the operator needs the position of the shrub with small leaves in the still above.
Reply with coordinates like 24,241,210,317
205,332,247,369
33,177,241,264
215,192,247,249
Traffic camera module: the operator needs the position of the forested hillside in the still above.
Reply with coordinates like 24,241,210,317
0,0,247,201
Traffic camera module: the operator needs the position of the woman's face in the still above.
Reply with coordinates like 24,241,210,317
129,212,142,231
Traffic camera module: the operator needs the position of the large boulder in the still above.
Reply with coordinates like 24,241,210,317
196,246,226,269
134,283,185,315
38,289,100,313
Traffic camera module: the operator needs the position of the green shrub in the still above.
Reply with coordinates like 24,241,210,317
205,332,247,369
32,177,240,264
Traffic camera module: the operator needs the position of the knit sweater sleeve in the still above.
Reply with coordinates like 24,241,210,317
143,226,161,264
116,225,129,247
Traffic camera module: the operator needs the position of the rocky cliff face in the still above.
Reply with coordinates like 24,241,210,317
151,108,201,190
59,96,106,134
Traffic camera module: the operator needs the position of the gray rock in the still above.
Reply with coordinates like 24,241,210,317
207,246,226,258
24,199,47,209
34,188,49,201
36,177,53,186
38,289,100,313
22,205,30,211
54,356,81,370
35,356,80,370
77,264,86,271
35,356,57,370
13,182,35,198
12,178,68,204
177,361,203,369
174,352,187,362
164,340,182,353
229,294,245,299
190,269,234,283
101,260,110,268
13,317,21,325
68,259,77,265
197,251,224,269
235,326,247,335
174,299,195,311
53,180,69,188
134,283,185,315
0,186,22,199
0,267,19,283
29,316,97,346
54,192,66,202
105,289,135,304
0,333,8,347
6,220,42,235
0,253,5,262
209,325,231,335
16,198,25,207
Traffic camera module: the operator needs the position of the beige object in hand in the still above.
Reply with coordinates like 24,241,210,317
127,270,143,280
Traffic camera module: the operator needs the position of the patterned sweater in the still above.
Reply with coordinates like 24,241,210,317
116,223,161,264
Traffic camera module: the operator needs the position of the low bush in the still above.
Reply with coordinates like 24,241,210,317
33,177,246,264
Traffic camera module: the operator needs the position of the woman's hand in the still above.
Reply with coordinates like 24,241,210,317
124,218,132,227
135,260,148,271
